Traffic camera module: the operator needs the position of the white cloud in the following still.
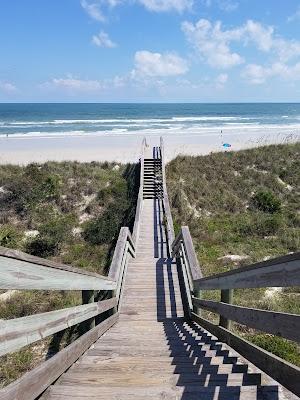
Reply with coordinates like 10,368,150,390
41,76,104,92
218,0,238,12
182,18,300,69
202,0,238,11
81,0,105,22
137,0,193,12
243,20,274,52
287,6,300,22
132,50,189,77
92,31,117,47
0,81,17,93
81,0,192,17
182,19,244,69
243,20,300,61
242,62,300,84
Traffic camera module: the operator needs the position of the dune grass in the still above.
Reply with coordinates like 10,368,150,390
167,142,300,365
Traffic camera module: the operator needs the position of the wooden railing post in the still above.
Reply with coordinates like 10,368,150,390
193,288,202,316
219,289,233,329
82,290,95,331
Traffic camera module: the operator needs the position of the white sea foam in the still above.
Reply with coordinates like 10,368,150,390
1,122,299,140
171,116,252,122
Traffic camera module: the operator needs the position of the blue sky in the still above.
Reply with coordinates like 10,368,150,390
1,0,300,102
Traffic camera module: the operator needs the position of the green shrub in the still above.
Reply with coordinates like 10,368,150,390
83,204,125,245
97,179,128,205
252,190,281,213
39,214,76,243
26,214,76,257
26,236,58,257
245,334,300,366
0,225,22,248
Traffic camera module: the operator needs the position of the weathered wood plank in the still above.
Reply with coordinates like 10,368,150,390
0,246,115,280
160,137,175,249
108,227,129,282
192,312,300,397
132,138,146,244
0,256,116,291
0,298,117,357
193,298,300,343
193,252,300,290
172,231,182,256
0,313,119,400
180,226,203,282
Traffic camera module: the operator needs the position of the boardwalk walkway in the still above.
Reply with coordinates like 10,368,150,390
41,148,285,400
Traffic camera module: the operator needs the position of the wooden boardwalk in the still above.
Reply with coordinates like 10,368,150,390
1,142,299,400
42,193,283,398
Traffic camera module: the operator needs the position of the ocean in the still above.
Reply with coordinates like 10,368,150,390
0,103,300,138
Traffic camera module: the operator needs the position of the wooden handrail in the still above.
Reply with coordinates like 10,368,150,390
108,227,134,282
172,223,300,395
0,246,116,280
192,297,300,343
0,251,116,291
193,312,300,397
0,298,117,357
193,251,300,290
160,136,175,253
132,137,146,245
0,314,118,400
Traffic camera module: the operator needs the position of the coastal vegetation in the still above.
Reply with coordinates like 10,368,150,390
167,142,300,366
0,161,138,387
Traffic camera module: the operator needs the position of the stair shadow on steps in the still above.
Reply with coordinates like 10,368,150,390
156,257,180,320
162,319,279,400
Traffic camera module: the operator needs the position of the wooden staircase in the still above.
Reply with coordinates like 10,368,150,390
1,139,298,400
42,151,286,399
143,158,163,199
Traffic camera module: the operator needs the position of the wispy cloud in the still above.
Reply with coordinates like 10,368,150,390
182,18,300,69
131,50,189,78
92,31,117,47
137,0,193,12
81,0,105,22
242,62,300,84
0,81,17,94
40,76,104,92
202,0,238,11
182,19,244,69
287,5,300,22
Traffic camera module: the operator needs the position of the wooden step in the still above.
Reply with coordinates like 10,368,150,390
43,384,279,400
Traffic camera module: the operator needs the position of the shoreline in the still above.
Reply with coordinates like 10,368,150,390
0,127,299,165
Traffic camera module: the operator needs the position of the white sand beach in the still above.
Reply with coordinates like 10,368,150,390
0,125,299,165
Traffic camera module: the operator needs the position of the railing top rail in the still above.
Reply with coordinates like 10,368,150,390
192,297,300,343
132,137,146,245
0,246,115,281
108,227,134,282
193,251,300,290
181,226,203,281
172,226,300,290
160,136,175,247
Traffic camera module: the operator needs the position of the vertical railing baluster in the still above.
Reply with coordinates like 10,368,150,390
193,288,202,317
219,289,233,329
81,290,95,331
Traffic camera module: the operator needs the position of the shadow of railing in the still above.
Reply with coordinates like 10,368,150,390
152,197,279,400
